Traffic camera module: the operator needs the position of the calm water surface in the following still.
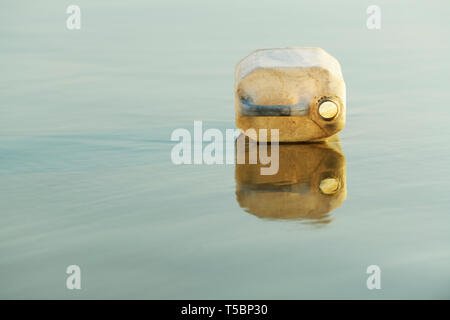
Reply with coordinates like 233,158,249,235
1,0,450,298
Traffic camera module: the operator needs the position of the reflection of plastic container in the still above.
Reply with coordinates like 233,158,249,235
235,137,346,223
235,47,346,142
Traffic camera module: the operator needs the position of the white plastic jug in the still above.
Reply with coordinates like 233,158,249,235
235,47,346,142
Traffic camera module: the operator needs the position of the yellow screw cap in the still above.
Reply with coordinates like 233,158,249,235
318,100,339,120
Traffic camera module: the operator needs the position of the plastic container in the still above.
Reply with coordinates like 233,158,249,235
235,47,346,142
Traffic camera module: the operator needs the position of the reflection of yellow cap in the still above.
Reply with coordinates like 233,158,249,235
235,137,346,224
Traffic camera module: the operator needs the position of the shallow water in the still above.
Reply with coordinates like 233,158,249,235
1,0,450,299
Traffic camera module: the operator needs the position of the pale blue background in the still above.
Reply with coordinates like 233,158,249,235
1,0,449,299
